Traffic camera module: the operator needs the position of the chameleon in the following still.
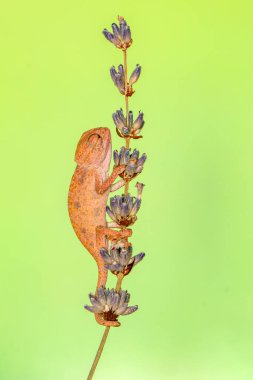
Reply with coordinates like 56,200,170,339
68,127,132,327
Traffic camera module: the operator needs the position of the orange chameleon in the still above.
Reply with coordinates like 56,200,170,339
68,127,133,327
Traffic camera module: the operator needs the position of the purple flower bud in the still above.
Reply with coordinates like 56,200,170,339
89,294,102,309
135,166,143,173
133,252,145,266
121,305,138,315
112,111,125,132
110,66,118,85
118,249,129,266
106,205,117,222
114,304,128,315
103,29,120,46
118,64,124,76
132,111,144,131
111,23,121,39
136,182,145,198
118,146,129,164
128,111,133,127
113,150,120,166
125,149,130,162
115,78,125,94
129,64,141,85
84,305,96,313
110,197,121,218
131,149,139,161
121,202,130,218
100,248,114,266
122,26,131,43
117,108,125,122
137,153,147,166
119,151,125,164
110,65,125,94
119,17,128,36
129,198,141,217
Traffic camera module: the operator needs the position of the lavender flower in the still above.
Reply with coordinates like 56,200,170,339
110,64,141,96
84,287,138,321
114,147,147,179
100,242,145,276
106,182,144,226
110,65,125,95
112,109,145,138
102,16,132,50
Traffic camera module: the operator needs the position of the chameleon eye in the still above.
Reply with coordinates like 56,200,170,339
88,133,102,147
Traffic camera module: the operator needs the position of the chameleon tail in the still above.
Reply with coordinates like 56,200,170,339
94,226,125,327
95,313,121,327
94,226,133,327
94,253,121,327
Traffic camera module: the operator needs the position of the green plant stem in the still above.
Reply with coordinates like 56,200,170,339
115,272,124,291
123,48,130,195
87,325,110,380
123,48,129,124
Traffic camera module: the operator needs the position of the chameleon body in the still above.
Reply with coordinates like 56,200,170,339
68,127,131,327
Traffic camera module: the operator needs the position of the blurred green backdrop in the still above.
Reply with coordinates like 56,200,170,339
1,0,253,379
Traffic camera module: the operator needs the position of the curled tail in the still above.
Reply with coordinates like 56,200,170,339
95,258,120,327
95,226,121,327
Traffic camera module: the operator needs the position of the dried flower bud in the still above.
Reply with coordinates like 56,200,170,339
84,287,138,321
106,187,144,227
103,16,132,50
102,30,121,47
129,64,141,85
110,64,139,96
110,65,125,95
132,111,144,133
136,182,145,198
100,243,145,276
112,109,145,138
113,147,147,179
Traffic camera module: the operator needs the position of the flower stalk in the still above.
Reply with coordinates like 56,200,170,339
87,273,126,380
123,48,130,193
87,326,110,380
86,15,146,379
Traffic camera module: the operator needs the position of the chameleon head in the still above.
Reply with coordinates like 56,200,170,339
75,127,111,167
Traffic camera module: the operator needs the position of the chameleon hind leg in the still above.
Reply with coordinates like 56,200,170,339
94,226,132,327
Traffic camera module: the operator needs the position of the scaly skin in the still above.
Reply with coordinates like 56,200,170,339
68,127,131,327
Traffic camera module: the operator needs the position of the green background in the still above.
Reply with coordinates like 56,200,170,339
1,0,253,379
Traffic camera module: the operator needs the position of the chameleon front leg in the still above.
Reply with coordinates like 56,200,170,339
110,173,140,192
95,225,132,327
95,165,126,195
110,178,125,192
106,221,121,228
